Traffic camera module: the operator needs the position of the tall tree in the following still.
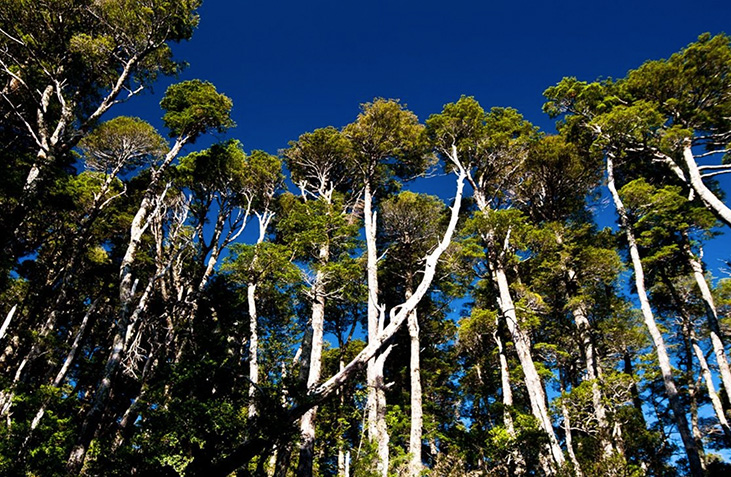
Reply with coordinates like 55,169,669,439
0,0,201,263
66,79,234,473
281,125,358,477
343,98,431,476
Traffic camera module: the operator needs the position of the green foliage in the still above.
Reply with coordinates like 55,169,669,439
0,0,200,115
283,126,355,194
344,98,432,189
2,13,729,476
80,116,168,173
160,79,234,141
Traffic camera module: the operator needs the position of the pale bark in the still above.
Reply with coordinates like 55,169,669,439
28,299,98,433
692,333,731,439
67,275,156,472
407,306,423,477
248,214,273,419
338,359,349,477
205,157,466,477
363,182,390,477
572,301,615,457
606,153,704,477
297,242,329,477
67,155,182,471
309,163,465,415
493,328,525,474
247,282,259,419
470,161,564,471
559,377,583,477
118,137,188,316
685,240,731,405
0,305,16,342
491,261,565,471
681,141,731,228
684,324,707,471
667,274,731,439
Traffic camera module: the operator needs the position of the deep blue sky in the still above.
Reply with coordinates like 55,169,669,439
117,0,730,272
127,0,731,152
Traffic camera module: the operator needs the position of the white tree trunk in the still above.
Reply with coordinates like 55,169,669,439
247,213,273,419
494,328,525,474
298,242,329,477
362,183,390,477
685,241,731,405
492,262,565,471
692,334,731,439
247,281,259,419
0,305,16,342
29,299,98,433
559,377,583,477
309,164,466,424
681,141,731,228
606,153,705,477
407,306,422,477
572,301,616,457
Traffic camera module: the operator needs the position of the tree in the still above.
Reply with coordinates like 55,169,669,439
0,0,201,263
342,98,431,476
66,79,234,473
427,96,567,474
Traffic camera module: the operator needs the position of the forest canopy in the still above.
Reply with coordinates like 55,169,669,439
1,2,731,476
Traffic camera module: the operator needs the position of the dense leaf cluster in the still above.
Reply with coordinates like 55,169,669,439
1,4,731,476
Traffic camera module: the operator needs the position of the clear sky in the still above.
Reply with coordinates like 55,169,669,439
117,0,730,272
124,0,731,152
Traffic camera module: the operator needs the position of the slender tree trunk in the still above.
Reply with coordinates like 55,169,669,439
297,242,329,477
606,153,704,477
681,141,731,228
684,238,731,404
362,184,390,477
684,323,706,470
247,213,273,419
493,327,525,474
337,359,349,477
406,303,422,477
572,301,616,458
559,373,583,477
27,299,98,435
248,282,259,418
0,305,16,342
204,166,467,477
692,332,731,439
491,260,565,471
663,272,731,440
67,274,156,472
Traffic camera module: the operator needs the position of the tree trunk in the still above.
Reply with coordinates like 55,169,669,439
297,242,329,477
248,281,259,419
684,239,731,405
491,260,565,471
572,301,616,458
559,374,583,477
204,166,467,477
493,327,525,474
28,299,98,434
67,274,156,473
362,183,389,477
407,305,422,477
0,305,16,342
684,324,706,471
692,332,731,439
681,141,731,228
247,214,273,419
606,153,704,477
